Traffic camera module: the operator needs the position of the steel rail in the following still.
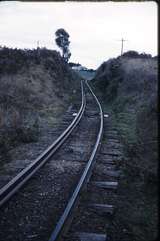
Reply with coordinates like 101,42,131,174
48,80,104,241
0,80,86,207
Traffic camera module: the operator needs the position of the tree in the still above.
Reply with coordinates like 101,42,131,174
55,28,71,62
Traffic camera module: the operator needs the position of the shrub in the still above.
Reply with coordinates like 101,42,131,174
122,50,152,59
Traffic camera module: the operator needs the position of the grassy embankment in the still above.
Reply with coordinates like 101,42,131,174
92,51,158,241
0,47,81,163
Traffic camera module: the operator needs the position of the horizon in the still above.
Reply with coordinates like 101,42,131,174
0,1,158,69
0,45,157,70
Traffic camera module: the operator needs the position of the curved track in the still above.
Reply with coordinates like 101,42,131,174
0,80,107,241
48,80,104,241
0,80,86,207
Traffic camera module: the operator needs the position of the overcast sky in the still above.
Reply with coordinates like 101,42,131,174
0,1,158,69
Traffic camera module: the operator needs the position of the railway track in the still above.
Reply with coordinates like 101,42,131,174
48,81,104,241
0,81,85,207
0,80,123,241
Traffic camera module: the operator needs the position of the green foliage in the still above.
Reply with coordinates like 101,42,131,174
93,58,124,102
55,28,71,62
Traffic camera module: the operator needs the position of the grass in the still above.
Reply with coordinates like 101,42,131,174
0,46,81,164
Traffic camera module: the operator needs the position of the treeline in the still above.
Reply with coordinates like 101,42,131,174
0,46,64,76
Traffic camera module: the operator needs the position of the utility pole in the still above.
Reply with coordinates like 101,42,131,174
121,38,124,55
117,38,127,55
37,40,40,49
37,40,40,59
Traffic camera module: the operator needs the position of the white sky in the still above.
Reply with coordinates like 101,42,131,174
0,1,158,69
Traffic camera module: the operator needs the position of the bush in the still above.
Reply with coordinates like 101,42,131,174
122,50,140,58
122,50,152,59
0,46,64,76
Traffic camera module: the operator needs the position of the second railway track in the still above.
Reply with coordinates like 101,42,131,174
0,80,109,241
